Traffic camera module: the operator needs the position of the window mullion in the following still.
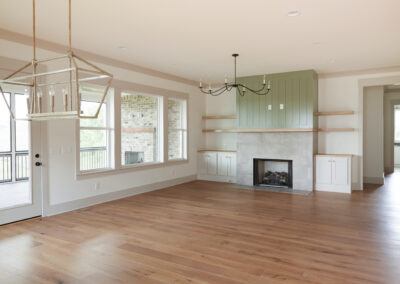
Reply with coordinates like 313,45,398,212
10,92,16,182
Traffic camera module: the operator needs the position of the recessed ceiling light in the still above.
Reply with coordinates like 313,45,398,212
118,46,127,50
287,11,300,17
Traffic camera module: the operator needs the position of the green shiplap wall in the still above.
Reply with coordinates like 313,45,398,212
236,70,318,129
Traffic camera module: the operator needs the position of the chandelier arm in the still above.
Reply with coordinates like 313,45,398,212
199,84,227,95
237,86,245,97
211,85,228,93
240,83,268,94
210,87,230,96
240,84,271,95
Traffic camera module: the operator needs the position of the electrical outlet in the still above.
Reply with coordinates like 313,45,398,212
94,182,100,191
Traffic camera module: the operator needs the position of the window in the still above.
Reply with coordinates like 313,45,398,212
0,91,30,183
395,107,400,142
168,98,187,160
79,88,114,171
121,92,162,165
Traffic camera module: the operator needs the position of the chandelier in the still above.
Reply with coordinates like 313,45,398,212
0,0,113,120
199,54,271,96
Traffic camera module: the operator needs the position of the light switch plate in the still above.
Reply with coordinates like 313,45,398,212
268,105,272,110
280,104,284,110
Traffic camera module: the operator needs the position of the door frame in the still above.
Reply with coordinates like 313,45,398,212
358,74,400,190
0,89,43,225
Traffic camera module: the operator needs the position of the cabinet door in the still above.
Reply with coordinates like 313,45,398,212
206,152,218,175
227,154,236,177
395,145,400,165
332,157,348,185
316,156,332,185
198,153,208,174
217,154,228,176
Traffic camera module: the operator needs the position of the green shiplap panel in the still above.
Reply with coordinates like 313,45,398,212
299,76,307,127
273,79,280,128
237,70,317,129
285,79,293,128
313,72,319,128
278,79,286,128
259,90,267,128
292,78,300,128
306,74,314,127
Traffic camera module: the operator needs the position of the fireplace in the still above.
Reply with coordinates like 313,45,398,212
253,158,293,188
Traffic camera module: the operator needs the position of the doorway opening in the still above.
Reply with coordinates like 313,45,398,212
394,105,400,172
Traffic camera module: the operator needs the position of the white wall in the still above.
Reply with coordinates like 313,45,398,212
0,39,205,214
362,86,384,183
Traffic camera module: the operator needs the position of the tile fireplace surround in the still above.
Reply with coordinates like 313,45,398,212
236,132,317,191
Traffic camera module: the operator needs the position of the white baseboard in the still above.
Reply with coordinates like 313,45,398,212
352,183,362,191
44,174,196,217
197,174,236,183
363,176,385,185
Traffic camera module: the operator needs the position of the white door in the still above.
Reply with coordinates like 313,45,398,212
0,88,42,225
332,157,348,186
316,156,332,185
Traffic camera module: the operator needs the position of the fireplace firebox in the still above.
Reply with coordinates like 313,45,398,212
253,158,293,188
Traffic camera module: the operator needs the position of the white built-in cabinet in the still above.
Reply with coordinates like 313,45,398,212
198,151,236,183
315,154,352,193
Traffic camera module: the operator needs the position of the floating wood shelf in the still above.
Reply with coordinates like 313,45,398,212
197,149,237,153
315,111,355,116
203,128,315,133
203,128,355,133
202,115,236,120
314,153,353,157
317,128,355,132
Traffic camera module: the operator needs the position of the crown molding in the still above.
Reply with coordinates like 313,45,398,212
0,28,199,87
319,65,400,79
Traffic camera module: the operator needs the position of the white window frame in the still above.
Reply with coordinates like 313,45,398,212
75,79,189,179
77,88,114,174
120,91,164,168
167,98,187,161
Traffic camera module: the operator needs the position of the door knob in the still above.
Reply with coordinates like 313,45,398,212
35,153,40,158
35,162,42,166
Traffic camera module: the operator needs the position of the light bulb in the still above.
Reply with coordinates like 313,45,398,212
37,90,43,98
49,87,55,97
62,88,68,95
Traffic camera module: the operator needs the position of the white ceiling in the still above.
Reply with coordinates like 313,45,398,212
0,0,399,82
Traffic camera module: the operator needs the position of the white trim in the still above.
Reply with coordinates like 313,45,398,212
43,174,196,217
197,174,236,183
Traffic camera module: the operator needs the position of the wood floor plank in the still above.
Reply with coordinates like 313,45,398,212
2,175,400,283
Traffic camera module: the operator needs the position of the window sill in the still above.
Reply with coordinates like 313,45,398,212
76,159,189,180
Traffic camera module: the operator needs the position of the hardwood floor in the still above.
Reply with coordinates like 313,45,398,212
1,175,400,283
